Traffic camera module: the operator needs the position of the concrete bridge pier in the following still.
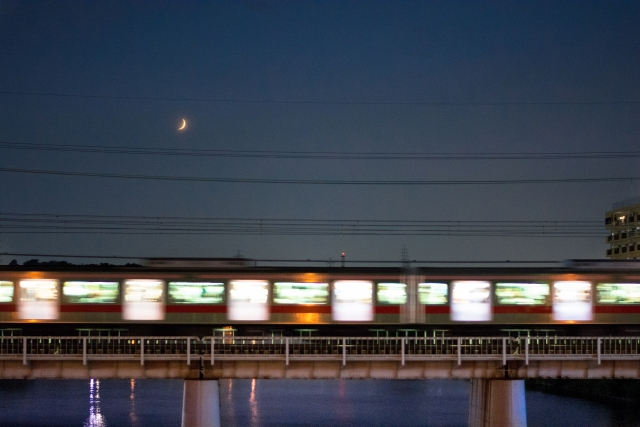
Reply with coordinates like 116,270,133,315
468,379,527,427
182,380,221,427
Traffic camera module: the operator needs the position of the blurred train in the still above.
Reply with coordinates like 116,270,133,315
1,259,640,327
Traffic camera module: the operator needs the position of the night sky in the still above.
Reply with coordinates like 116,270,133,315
0,1,639,265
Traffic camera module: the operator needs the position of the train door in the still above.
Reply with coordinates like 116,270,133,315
17,279,59,320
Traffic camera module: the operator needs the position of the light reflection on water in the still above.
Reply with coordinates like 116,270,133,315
336,378,353,423
249,378,259,427
0,378,639,426
225,376,236,421
129,379,139,427
83,378,106,427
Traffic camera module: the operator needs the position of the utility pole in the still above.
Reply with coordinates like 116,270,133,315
401,246,410,269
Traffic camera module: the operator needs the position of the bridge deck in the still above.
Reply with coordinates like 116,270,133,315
2,336,640,366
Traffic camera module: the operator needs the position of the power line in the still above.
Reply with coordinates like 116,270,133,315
0,212,601,224
1,91,639,106
0,252,564,265
2,141,640,161
0,231,603,237
0,213,604,237
0,226,603,236
0,166,637,186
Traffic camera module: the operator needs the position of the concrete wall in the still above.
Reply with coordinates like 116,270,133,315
5,359,640,379
0,360,195,379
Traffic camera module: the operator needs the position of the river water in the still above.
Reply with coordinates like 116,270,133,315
0,378,638,427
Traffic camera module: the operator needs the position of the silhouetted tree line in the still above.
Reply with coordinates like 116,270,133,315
7,259,140,267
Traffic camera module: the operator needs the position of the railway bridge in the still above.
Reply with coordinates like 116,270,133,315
3,334,640,427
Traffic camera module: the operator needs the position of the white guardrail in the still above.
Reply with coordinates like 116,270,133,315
2,336,640,366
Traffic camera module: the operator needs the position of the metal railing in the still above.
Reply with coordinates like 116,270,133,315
2,336,640,366
0,336,200,366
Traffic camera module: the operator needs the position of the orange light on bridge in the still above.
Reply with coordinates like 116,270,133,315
299,273,323,283
294,313,324,324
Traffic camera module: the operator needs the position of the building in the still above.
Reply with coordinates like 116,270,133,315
605,196,640,259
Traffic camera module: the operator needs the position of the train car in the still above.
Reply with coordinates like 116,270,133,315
1,261,640,331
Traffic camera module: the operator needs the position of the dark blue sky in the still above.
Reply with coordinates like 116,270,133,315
0,1,639,264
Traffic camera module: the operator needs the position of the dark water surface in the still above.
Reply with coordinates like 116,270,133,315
0,378,638,427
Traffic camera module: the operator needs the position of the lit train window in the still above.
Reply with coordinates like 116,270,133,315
418,283,448,305
450,281,491,322
168,282,225,304
332,280,373,321
228,280,269,321
553,281,592,321
124,280,163,302
0,281,13,303
273,282,329,304
377,283,407,305
18,279,59,320
63,281,119,304
495,283,550,305
19,279,58,302
597,283,640,304
122,279,165,321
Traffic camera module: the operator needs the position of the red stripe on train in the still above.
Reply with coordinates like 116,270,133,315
166,305,227,313
60,304,122,313
271,305,331,314
0,303,16,312
375,306,400,314
425,306,450,314
595,305,640,314
9,304,640,317
493,306,552,314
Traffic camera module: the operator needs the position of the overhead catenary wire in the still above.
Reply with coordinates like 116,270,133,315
0,212,602,222
1,90,639,106
0,166,637,186
0,229,602,237
0,213,604,237
2,141,640,160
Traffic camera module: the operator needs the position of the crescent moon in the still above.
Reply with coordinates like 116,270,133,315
178,119,187,131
